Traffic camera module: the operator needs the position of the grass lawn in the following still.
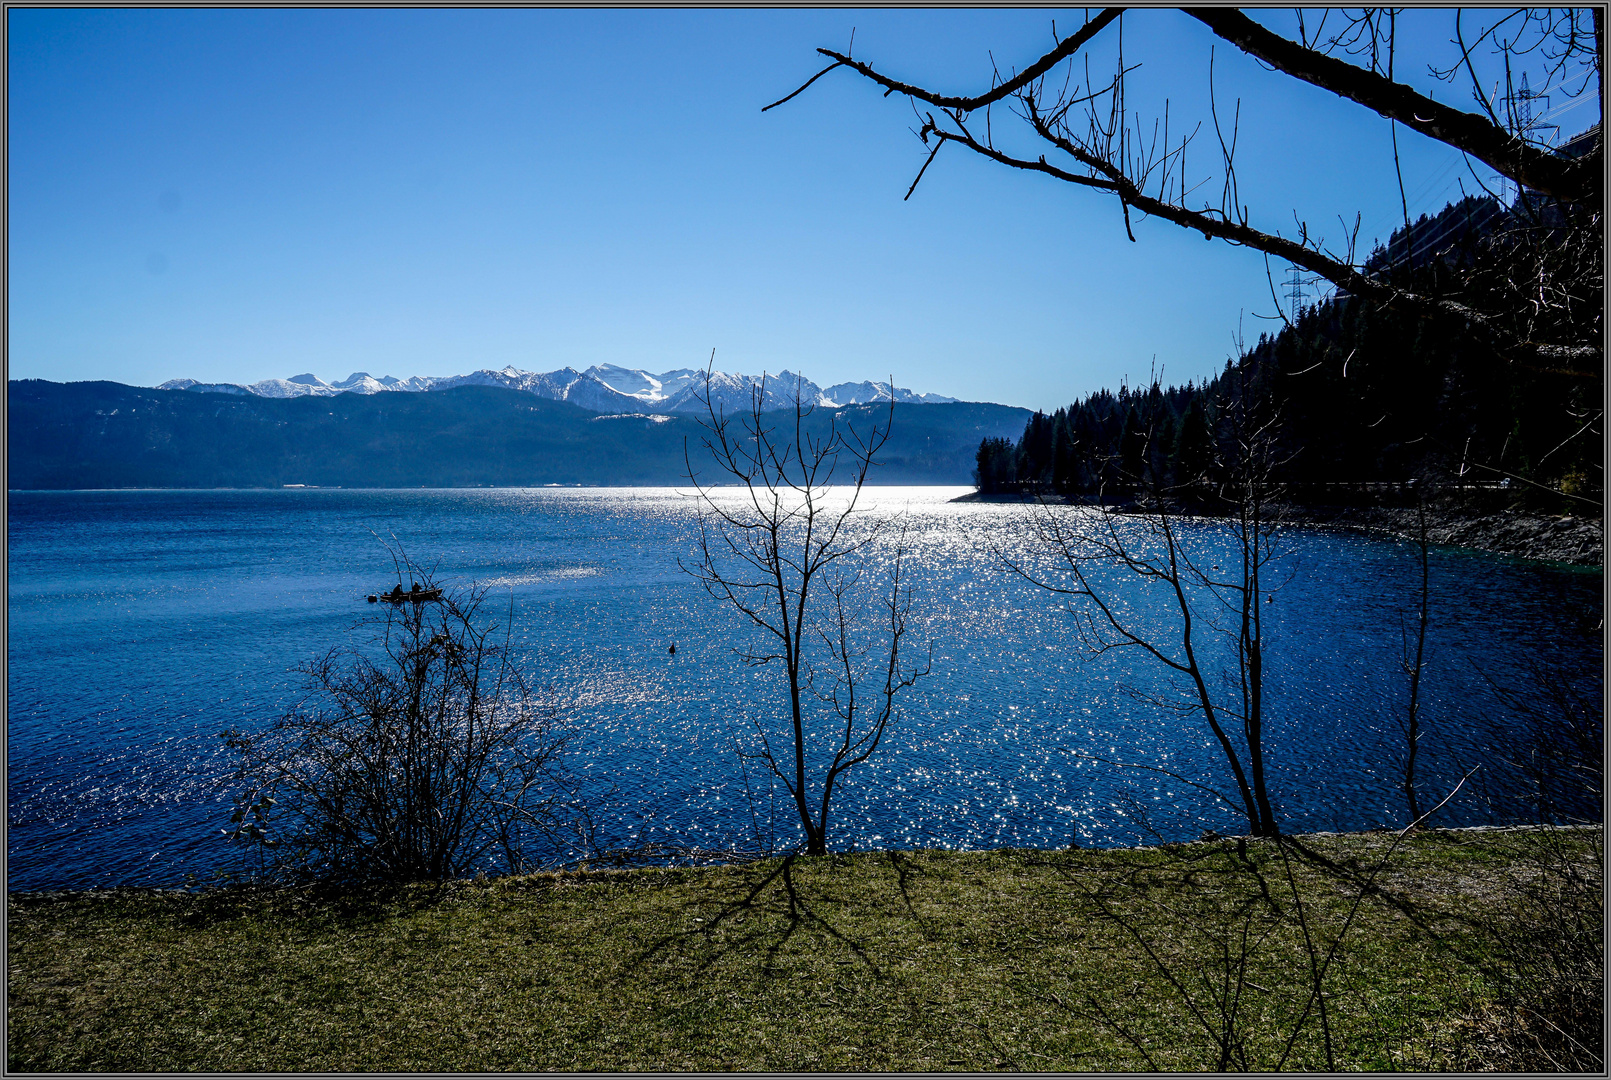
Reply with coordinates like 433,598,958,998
7,826,1601,1071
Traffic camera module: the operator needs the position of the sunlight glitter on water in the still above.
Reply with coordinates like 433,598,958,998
7,487,1603,889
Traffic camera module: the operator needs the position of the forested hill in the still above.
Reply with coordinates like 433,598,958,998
977,195,1602,509
7,379,1030,489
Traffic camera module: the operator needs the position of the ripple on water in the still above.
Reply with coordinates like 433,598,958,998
6,487,1602,888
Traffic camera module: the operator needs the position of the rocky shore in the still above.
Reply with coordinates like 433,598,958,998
951,491,1603,567
1284,502,1603,567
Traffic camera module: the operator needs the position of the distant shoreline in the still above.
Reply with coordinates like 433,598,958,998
5,485,967,494
948,490,1604,567
12,486,1599,565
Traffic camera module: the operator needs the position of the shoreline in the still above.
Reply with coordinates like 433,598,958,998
951,490,1604,567
9,823,1600,899
1280,502,1602,567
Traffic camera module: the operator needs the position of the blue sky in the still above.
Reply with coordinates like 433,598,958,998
8,9,1595,411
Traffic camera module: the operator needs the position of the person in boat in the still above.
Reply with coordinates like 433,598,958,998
390,584,404,599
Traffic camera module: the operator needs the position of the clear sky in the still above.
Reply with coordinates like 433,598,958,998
8,8,1595,411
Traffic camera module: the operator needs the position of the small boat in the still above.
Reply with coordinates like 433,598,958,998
367,586,444,604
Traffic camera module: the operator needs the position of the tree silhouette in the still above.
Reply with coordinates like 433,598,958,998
769,9,1600,377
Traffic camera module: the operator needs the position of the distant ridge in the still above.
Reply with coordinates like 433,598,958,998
157,364,962,414
10,378,1027,489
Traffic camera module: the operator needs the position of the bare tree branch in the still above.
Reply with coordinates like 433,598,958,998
772,8,1602,372
1184,8,1599,201
806,8,1123,114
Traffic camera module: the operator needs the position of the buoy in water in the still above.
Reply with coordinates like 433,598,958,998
669,642,677,655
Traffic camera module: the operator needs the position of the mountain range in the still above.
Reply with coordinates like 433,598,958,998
157,364,960,415
10,379,1026,489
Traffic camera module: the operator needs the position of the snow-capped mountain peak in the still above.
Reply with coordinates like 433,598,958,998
823,379,958,406
586,364,665,402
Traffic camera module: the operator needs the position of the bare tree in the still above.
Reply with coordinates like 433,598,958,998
767,8,1601,374
1396,496,1432,824
1006,386,1285,837
680,367,930,857
223,558,569,882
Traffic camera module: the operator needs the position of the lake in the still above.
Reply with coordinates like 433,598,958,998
7,487,1602,891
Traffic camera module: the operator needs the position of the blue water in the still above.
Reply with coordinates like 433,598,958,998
7,487,1602,890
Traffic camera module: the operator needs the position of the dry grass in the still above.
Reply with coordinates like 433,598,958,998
7,827,1600,1071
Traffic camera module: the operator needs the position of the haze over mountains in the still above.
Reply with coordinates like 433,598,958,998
158,364,961,415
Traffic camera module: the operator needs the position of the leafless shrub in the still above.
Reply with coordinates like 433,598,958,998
222,558,570,882
1450,827,1604,1071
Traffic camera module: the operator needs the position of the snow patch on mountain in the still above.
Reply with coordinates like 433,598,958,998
591,412,675,424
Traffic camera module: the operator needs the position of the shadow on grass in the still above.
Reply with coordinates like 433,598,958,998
139,876,466,933
626,853,888,982
886,849,938,941
1025,830,1603,1071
